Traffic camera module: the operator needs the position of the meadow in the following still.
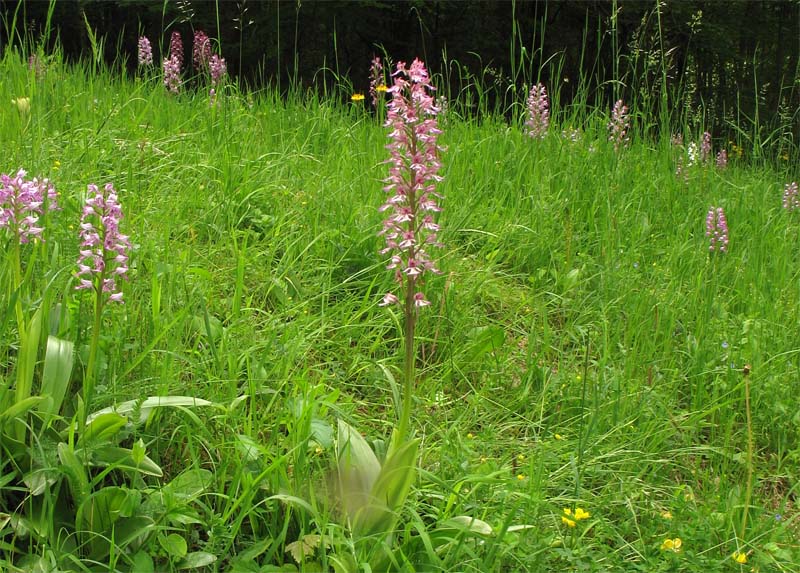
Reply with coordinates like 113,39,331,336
1,38,799,573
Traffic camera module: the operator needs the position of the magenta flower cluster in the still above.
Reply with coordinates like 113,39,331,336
705,207,729,252
716,149,728,169
783,181,799,211
369,56,385,107
700,131,712,163
0,169,58,243
379,59,443,308
608,99,630,150
209,54,227,86
137,36,153,67
169,31,184,68
192,30,211,70
525,83,549,139
75,184,131,303
163,56,182,94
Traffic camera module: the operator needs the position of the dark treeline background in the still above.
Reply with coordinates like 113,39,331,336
2,0,799,146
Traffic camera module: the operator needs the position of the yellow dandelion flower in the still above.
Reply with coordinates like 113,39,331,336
660,538,682,552
573,507,590,520
351,93,365,102
732,551,747,564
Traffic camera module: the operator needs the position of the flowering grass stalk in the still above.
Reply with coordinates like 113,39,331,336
525,83,549,139
75,183,130,415
379,58,443,441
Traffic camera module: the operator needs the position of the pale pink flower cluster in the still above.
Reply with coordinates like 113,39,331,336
705,207,729,252
137,36,153,67
716,149,728,169
163,56,181,94
608,99,630,150
783,182,799,211
379,59,443,308
192,30,211,70
700,131,712,163
0,169,58,243
525,83,549,139
169,31,184,68
369,56,385,107
75,184,131,303
209,54,227,86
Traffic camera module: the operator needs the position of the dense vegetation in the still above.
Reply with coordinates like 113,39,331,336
1,7,799,572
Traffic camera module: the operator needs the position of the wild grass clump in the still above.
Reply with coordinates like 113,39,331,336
0,36,798,573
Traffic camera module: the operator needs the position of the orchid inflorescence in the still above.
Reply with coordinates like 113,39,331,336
0,169,58,244
608,99,630,150
525,83,549,139
75,183,131,303
137,36,153,67
706,206,729,253
379,59,443,309
192,30,211,70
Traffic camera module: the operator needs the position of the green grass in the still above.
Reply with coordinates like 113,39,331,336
1,49,798,573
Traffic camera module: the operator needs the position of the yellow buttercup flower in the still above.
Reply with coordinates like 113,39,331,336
732,551,747,564
660,538,682,552
376,84,388,93
351,93,365,102
516,474,526,481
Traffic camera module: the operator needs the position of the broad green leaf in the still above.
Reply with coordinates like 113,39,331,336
15,306,43,408
161,468,213,500
0,396,44,425
79,412,127,446
77,445,163,477
78,487,137,536
86,396,215,425
439,515,494,536
355,434,419,537
310,418,333,448
39,335,74,423
235,433,262,462
159,533,188,559
131,551,155,573
177,551,218,570
57,442,89,504
22,469,58,496
337,419,381,525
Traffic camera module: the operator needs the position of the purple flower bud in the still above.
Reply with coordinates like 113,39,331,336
75,183,131,303
716,149,728,169
700,131,712,163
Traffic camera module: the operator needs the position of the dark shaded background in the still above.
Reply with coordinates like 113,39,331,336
2,1,799,142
